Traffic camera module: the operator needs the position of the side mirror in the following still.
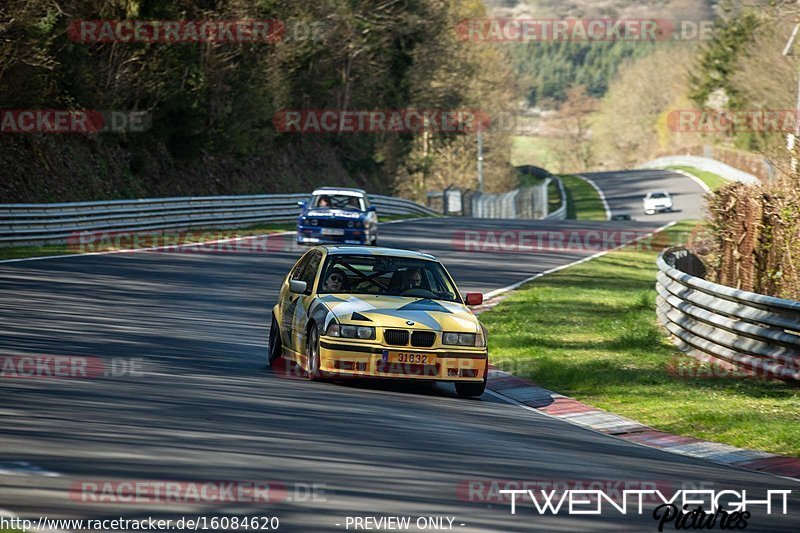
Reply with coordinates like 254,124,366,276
289,280,308,294
297,201,307,208
465,292,483,306
367,206,376,212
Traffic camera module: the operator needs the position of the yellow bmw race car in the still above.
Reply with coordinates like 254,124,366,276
268,246,489,398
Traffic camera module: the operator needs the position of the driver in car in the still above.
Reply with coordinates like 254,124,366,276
404,269,423,290
323,270,346,292
318,196,331,208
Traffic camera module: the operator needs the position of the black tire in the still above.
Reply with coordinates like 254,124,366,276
306,324,322,380
268,315,282,366
455,380,486,398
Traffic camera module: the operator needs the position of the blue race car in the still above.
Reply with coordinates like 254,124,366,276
297,188,378,246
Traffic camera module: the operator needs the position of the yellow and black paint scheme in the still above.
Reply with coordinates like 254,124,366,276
269,246,488,397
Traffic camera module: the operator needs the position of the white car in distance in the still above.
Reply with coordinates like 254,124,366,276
643,191,673,215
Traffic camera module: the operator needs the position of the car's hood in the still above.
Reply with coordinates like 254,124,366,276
317,294,479,332
305,208,363,219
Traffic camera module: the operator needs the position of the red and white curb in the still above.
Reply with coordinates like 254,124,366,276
484,366,800,481
471,222,800,483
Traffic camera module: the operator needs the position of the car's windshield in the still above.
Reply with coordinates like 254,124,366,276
649,192,668,199
318,254,461,303
311,194,364,211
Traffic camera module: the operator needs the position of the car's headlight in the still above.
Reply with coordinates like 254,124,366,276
310,219,318,226
347,221,354,228
443,332,478,346
326,323,375,340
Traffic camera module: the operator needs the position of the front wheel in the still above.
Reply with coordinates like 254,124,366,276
306,324,322,380
268,315,282,366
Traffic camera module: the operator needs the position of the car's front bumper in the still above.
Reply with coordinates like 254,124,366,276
297,226,368,245
644,202,672,212
318,339,487,381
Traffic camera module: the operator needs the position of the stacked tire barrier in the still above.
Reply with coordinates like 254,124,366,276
0,193,438,246
656,247,800,382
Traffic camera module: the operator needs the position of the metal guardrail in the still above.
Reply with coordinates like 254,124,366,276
656,247,800,382
545,177,567,220
638,156,758,184
0,193,438,246
454,183,550,219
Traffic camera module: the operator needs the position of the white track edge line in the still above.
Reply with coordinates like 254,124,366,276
573,174,611,220
666,168,713,194
483,220,678,300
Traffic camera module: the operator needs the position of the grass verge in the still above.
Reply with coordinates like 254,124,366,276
666,166,729,191
561,175,607,221
0,214,433,262
481,220,800,457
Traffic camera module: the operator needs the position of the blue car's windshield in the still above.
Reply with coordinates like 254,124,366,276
311,194,365,211
318,255,461,303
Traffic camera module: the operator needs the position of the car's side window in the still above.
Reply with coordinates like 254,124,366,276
291,252,313,281
300,251,322,290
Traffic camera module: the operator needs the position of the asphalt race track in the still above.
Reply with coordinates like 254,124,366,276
1,170,797,532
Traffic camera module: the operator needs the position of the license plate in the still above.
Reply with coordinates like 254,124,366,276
321,228,345,236
382,350,437,365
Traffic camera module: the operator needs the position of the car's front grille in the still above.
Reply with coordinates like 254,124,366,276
411,331,436,347
305,218,354,228
384,329,409,346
